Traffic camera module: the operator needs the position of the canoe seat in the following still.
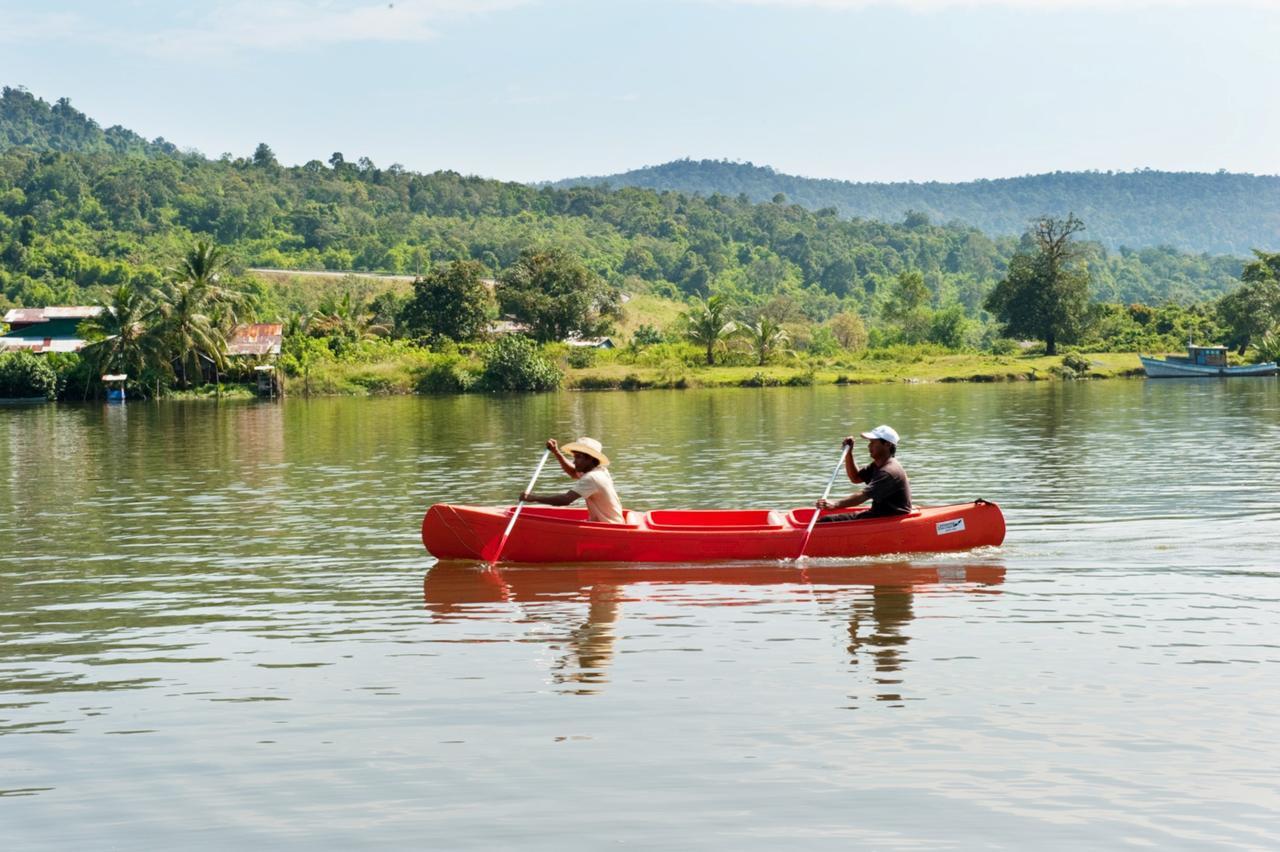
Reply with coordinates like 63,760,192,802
644,509,786,531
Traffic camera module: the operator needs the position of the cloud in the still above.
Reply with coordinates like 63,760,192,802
710,0,1279,9
2,1,532,55
0,10,87,43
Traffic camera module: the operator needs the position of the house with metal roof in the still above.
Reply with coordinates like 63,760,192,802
0,307,102,353
227,323,283,358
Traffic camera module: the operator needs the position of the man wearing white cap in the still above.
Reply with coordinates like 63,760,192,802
816,425,913,522
520,437,625,524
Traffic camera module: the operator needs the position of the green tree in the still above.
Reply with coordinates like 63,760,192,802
79,283,167,394
681,295,737,365
881,268,932,343
400,260,493,343
827,311,868,351
737,315,790,366
309,292,390,355
0,351,57,399
480,335,561,391
1216,250,1280,354
497,249,620,343
984,215,1092,355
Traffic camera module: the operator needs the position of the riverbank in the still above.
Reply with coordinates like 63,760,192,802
265,349,1144,397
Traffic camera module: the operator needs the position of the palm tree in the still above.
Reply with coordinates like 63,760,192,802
157,278,229,388
309,292,389,355
738,315,790,366
155,240,248,387
78,283,166,396
682,296,736,366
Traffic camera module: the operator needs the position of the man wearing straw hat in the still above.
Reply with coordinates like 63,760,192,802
815,425,912,522
520,437,625,524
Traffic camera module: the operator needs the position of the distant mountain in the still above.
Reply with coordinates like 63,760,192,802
554,159,1280,256
0,86,178,158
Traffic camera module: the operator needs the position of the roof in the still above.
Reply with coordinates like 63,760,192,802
0,337,88,354
565,337,615,349
227,323,283,356
3,306,102,323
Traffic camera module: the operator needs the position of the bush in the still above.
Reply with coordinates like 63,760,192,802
0,351,57,399
415,354,478,393
1062,353,1091,374
631,324,665,349
987,337,1021,356
566,346,597,368
479,335,562,392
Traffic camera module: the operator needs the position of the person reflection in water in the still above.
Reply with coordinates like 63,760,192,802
551,583,620,695
520,437,624,524
816,425,912,522
845,584,915,704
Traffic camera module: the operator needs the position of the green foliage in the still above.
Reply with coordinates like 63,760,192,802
415,353,479,393
681,295,736,365
497,249,619,343
827,311,868,351
400,260,493,343
566,346,597,368
1215,251,1280,353
0,350,57,398
1252,329,1280,364
630,323,665,348
985,216,1092,355
737,315,790,366
479,335,562,391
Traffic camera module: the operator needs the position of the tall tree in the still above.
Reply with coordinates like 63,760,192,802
984,215,1091,355
400,260,493,343
79,283,167,394
497,249,619,343
682,295,736,365
1216,250,1280,354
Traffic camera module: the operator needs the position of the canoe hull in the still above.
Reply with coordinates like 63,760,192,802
422,501,1005,563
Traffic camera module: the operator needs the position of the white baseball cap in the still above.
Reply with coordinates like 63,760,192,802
859,425,900,446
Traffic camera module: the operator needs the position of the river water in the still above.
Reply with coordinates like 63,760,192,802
2,380,1278,849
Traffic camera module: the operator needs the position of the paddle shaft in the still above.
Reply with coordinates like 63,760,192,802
797,443,851,560
488,448,552,565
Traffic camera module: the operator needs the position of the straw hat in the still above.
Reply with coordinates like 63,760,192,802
561,437,610,467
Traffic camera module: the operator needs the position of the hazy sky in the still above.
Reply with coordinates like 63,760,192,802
2,0,1278,183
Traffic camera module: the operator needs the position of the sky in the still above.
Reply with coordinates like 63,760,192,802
2,0,1278,184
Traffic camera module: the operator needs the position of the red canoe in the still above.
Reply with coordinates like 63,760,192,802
422,501,1005,563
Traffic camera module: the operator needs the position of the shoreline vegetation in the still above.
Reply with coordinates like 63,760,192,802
3,91,1279,402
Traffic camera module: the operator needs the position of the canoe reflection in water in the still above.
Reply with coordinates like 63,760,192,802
423,561,1004,700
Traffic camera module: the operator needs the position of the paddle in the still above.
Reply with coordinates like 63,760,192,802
485,447,552,565
797,442,851,560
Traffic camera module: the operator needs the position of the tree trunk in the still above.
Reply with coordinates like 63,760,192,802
1045,333,1057,356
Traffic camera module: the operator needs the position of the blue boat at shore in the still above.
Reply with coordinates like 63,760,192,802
1140,344,1278,378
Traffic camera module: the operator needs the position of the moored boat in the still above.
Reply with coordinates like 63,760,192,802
422,500,1005,563
1141,344,1277,378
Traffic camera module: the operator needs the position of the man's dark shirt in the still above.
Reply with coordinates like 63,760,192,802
857,457,912,517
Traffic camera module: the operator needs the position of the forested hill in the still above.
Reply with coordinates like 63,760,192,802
0,88,1249,318
555,160,1280,256
0,86,178,158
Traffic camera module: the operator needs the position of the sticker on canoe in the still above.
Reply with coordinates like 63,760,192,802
936,518,966,535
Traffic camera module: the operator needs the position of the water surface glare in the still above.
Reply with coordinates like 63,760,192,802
2,381,1278,848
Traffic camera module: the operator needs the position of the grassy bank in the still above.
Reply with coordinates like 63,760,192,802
566,352,1144,390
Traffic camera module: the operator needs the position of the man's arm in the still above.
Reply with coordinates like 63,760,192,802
546,438,579,479
817,489,871,511
521,489,582,507
842,436,864,484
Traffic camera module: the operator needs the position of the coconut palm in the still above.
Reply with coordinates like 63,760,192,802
78,283,167,395
738,315,791,366
156,278,229,387
172,239,246,331
309,292,389,355
682,296,736,366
